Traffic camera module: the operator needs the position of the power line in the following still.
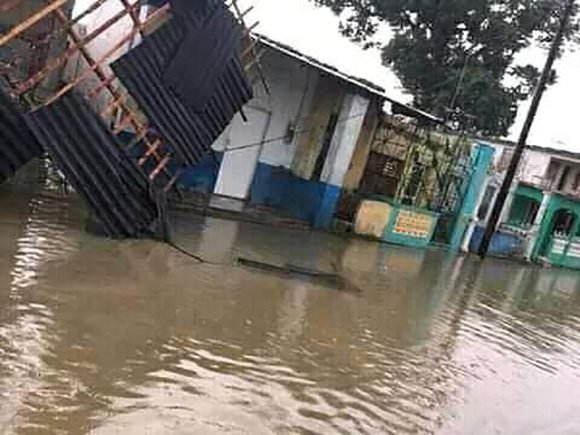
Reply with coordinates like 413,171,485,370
220,110,370,154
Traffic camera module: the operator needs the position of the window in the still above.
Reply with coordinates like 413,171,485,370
552,209,576,236
557,166,571,191
508,196,541,228
360,152,403,198
546,162,561,189
521,201,540,227
573,172,580,191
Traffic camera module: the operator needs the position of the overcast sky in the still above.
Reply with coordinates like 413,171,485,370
239,0,580,152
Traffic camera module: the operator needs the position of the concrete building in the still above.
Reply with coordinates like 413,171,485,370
60,1,424,230
183,34,390,229
466,140,580,270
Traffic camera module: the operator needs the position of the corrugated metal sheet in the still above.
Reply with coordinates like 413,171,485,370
111,16,253,167
0,88,43,183
163,2,241,111
26,91,158,238
169,0,212,20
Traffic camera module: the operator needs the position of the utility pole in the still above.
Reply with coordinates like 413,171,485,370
478,0,575,258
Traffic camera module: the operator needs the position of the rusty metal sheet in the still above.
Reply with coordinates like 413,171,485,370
26,91,157,238
0,88,43,183
111,16,252,166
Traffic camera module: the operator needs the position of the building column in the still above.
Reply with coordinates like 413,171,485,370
461,176,491,252
321,93,370,188
314,93,370,229
524,192,552,261
449,143,495,251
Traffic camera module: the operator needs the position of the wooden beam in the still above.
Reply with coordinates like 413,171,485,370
241,35,259,58
230,0,269,94
244,48,265,72
46,27,138,105
126,129,150,149
0,0,67,47
164,168,183,193
33,0,110,48
52,10,171,177
100,95,125,117
138,139,162,166
118,0,146,35
0,0,24,14
149,155,171,180
87,73,117,99
15,2,136,95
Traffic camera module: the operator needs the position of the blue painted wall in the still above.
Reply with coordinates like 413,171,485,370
250,162,341,229
177,158,342,229
469,225,525,257
178,153,221,194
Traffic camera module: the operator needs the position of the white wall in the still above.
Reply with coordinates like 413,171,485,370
484,142,551,185
212,48,319,170
212,48,373,194
321,93,370,187
518,150,551,185
213,107,270,199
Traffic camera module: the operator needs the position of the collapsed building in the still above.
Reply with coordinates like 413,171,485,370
1,0,261,237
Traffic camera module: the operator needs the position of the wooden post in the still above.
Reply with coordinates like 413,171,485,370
52,7,173,180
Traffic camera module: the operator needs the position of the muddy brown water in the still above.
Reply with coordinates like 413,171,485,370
2,184,580,434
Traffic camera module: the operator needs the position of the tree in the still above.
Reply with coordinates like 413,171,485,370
313,0,579,136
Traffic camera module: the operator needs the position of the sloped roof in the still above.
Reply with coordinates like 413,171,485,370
474,136,580,162
256,33,445,125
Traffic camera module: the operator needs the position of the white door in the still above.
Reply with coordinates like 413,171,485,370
214,106,270,200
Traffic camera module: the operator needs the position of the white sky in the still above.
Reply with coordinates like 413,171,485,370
239,0,580,152
237,0,407,101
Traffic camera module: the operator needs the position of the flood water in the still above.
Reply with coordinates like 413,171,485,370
2,183,580,434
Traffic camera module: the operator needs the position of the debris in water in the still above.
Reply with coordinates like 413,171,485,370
236,257,362,293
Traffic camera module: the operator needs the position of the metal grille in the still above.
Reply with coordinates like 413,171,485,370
359,152,403,198
366,115,473,214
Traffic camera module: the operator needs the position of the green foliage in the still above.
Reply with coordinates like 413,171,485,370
313,0,579,136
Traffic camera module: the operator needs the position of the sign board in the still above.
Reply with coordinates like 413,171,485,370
392,210,434,239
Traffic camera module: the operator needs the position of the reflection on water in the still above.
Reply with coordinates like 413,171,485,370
2,185,580,434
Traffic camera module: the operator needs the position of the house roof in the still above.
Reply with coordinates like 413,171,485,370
255,33,445,126
474,136,580,162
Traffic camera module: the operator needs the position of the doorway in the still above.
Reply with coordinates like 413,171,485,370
311,111,340,181
214,106,271,200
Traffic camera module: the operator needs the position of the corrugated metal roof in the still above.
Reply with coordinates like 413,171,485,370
256,34,445,125
112,16,253,167
0,88,43,183
26,91,158,238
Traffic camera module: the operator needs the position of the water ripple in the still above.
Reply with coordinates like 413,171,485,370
1,188,580,433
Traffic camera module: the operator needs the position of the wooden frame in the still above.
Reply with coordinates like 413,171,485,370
1,0,266,192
